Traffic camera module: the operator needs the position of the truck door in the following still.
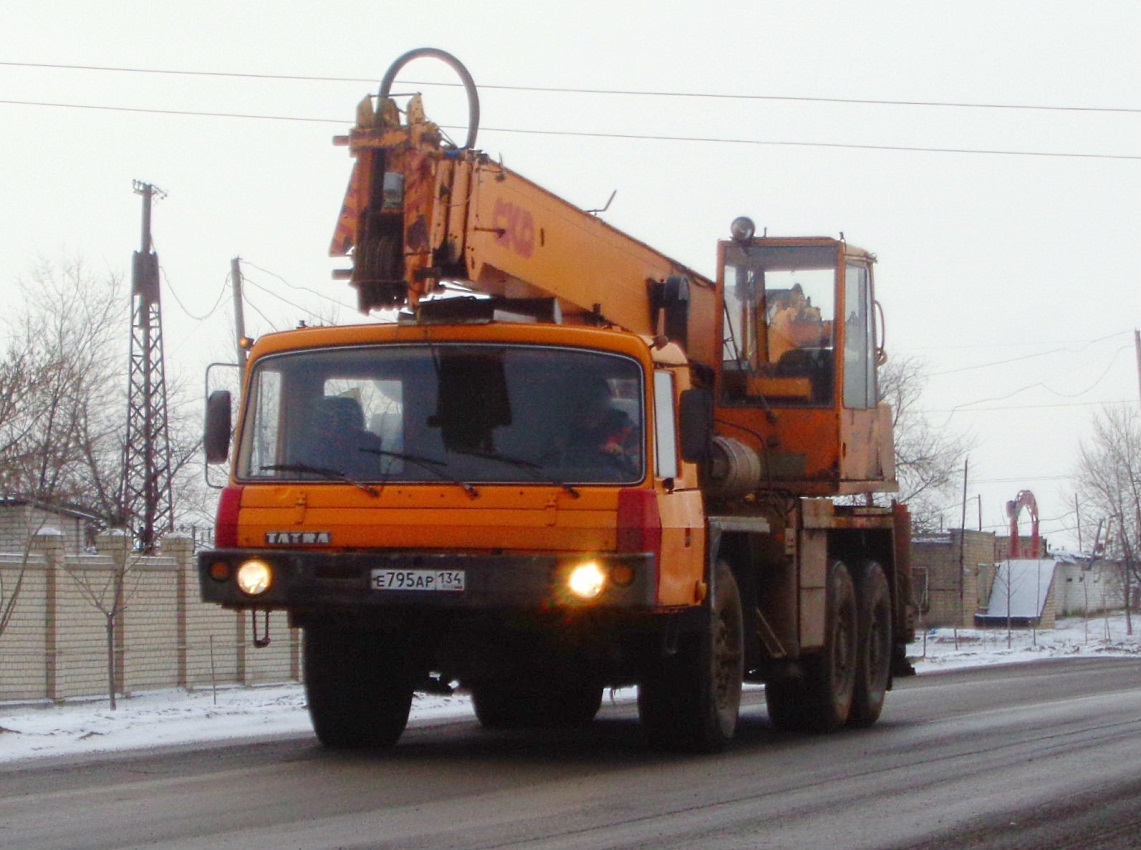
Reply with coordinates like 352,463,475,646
838,259,895,487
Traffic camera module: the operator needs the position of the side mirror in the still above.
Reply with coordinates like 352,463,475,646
204,390,233,464
678,388,713,463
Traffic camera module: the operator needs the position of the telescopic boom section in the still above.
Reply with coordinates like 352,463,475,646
329,90,718,367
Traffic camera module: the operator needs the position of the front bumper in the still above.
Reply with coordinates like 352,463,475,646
198,548,658,612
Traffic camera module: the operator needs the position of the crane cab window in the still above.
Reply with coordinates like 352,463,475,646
721,244,837,407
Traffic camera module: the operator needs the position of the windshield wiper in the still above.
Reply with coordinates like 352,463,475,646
360,449,479,498
259,463,378,497
450,449,580,498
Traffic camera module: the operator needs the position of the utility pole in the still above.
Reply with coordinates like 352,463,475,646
956,456,969,643
230,257,247,365
1135,330,1141,408
121,181,174,553
1075,493,1082,552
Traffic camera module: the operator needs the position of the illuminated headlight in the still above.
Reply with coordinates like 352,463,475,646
730,216,756,243
567,561,607,600
235,559,273,596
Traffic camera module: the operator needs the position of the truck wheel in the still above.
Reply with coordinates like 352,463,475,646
303,625,415,749
638,560,744,752
848,560,892,727
471,679,603,729
767,560,857,732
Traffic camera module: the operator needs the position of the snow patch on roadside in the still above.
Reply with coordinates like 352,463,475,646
2,612,1138,764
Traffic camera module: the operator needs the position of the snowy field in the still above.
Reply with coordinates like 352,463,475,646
2,612,1139,764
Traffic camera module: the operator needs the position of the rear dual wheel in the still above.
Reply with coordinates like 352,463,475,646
848,560,892,727
765,558,892,731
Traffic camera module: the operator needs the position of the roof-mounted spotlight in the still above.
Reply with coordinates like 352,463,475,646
730,216,756,244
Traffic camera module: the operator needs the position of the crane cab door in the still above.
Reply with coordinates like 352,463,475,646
714,237,896,497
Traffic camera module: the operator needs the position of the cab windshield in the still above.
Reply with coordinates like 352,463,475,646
236,344,645,486
721,243,838,407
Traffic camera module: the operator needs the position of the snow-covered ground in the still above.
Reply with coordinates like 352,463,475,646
3,612,1139,765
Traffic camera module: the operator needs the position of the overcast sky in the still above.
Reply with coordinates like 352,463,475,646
2,0,1138,548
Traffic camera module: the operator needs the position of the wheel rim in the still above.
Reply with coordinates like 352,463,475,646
712,566,744,727
714,607,743,709
830,563,858,711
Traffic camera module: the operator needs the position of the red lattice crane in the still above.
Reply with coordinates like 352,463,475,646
1006,489,1040,558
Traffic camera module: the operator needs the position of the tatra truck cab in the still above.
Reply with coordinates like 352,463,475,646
199,48,914,752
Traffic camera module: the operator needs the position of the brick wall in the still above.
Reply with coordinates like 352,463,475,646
0,531,300,703
912,530,996,628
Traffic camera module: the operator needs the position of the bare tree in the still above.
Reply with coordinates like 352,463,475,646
65,533,143,709
1074,405,1140,633
877,355,974,531
0,258,209,705
0,257,127,522
0,259,122,641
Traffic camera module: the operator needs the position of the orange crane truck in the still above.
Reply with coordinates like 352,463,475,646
199,48,915,752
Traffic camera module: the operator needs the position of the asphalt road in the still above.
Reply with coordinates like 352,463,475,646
2,658,1141,850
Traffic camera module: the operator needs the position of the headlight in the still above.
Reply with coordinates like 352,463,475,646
567,561,607,600
235,559,273,596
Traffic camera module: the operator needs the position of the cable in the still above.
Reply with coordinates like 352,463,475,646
238,259,355,311
929,332,1134,377
240,294,278,333
0,98,337,124
241,276,316,317
920,399,1133,415
484,124,1141,162
3,97,1138,162
160,266,230,322
3,60,1139,115
939,345,1130,417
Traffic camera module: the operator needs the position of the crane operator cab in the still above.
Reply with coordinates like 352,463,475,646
714,218,896,497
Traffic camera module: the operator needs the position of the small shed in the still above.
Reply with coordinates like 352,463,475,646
0,498,102,555
976,558,1057,628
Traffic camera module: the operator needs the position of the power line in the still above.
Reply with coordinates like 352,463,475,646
238,259,355,311
920,399,1132,415
487,125,1141,162
2,98,1138,162
159,265,230,322
929,333,1133,376
937,346,1131,416
0,98,336,124
241,276,317,318
3,60,1139,115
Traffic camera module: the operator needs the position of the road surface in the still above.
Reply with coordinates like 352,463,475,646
2,658,1140,850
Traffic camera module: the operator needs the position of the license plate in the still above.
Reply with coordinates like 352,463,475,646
370,568,465,592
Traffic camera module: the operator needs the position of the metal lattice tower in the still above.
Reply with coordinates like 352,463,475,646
121,181,174,552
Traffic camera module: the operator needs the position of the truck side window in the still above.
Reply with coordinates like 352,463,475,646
842,263,876,410
653,371,678,479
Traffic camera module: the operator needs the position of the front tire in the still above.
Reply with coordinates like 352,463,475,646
638,560,744,752
303,625,415,749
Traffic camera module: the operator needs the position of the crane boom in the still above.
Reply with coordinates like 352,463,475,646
329,85,718,367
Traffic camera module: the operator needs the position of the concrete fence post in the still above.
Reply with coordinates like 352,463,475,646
163,534,194,688
32,528,64,701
